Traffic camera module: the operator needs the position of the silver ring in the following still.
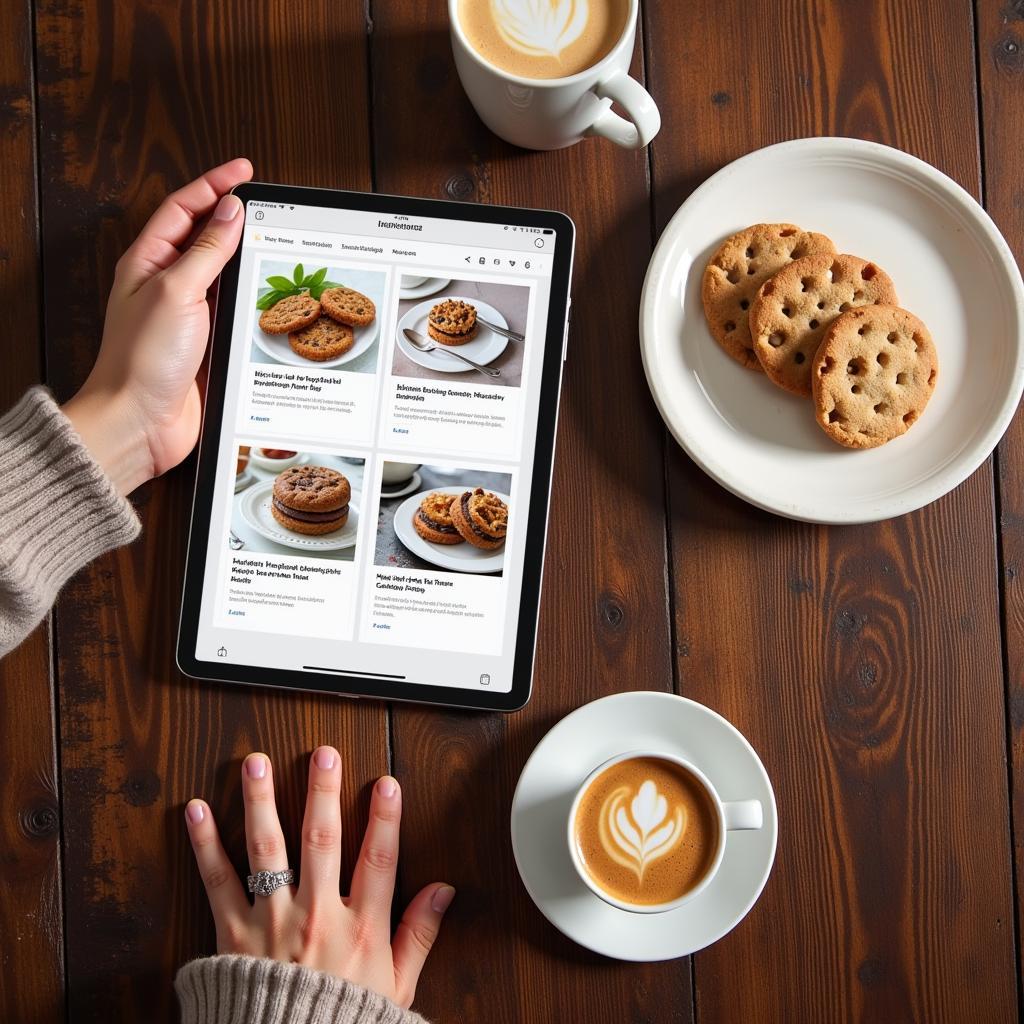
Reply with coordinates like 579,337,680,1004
247,869,295,896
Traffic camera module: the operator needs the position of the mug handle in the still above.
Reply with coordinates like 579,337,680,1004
722,800,764,831
585,70,661,149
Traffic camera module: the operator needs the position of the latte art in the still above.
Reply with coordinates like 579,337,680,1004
600,780,685,883
490,0,589,59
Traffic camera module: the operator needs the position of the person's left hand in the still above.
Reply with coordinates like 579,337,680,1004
184,748,454,1010
63,158,253,495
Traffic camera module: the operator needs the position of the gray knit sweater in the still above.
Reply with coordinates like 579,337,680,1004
0,389,428,1024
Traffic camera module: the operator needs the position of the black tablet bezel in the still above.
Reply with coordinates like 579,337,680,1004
176,182,574,712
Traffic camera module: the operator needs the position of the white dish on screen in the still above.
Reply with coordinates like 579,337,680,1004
252,292,380,370
392,489,508,573
640,137,1024,524
239,480,359,552
248,449,302,472
399,276,452,300
510,691,777,961
395,297,509,373
380,471,423,500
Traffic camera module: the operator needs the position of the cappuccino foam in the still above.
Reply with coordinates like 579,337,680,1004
573,756,719,906
458,0,630,80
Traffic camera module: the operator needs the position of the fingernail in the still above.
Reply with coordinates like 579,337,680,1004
213,194,241,221
185,800,204,825
378,776,398,798
432,885,456,914
246,754,267,779
315,746,336,771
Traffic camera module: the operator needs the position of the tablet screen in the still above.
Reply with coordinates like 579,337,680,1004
186,193,569,701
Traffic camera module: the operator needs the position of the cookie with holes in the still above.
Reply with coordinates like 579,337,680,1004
321,286,376,326
412,492,464,545
450,488,508,551
811,305,937,449
750,253,899,397
258,292,322,335
702,224,836,370
288,315,354,361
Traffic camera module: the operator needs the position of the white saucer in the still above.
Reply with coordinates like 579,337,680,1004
510,691,777,961
399,277,452,300
379,470,422,500
395,296,509,374
640,137,1024,524
238,480,360,552
391,489,507,574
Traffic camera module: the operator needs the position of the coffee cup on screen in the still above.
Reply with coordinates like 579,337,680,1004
402,275,430,289
381,461,422,485
449,0,660,151
567,750,763,913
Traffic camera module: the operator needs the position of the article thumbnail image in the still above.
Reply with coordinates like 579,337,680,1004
392,276,527,388
231,446,364,562
375,463,512,577
252,259,384,374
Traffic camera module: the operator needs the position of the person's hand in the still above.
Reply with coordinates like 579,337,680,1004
63,158,253,496
184,748,454,1010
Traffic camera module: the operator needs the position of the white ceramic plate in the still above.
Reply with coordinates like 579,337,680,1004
640,137,1024,524
396,296,509,373
252,292,380,370
399,276,452,300
248,449,302,472
511,691,777,961
238,480,360,552
392,489,508,573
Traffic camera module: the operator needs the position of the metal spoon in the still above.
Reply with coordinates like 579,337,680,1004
403,329,501,378
229,530,245,550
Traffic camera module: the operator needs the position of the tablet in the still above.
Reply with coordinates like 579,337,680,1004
177,183,574,711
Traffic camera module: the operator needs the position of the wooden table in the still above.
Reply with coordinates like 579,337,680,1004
1,2,1021,1020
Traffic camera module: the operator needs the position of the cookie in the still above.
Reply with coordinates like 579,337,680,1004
288,315,355,361
427,321,479,346
258,292,321,335
429,299,477,337
702,224,837,370
811,305,938,449
450,488,508,551
412,492,464,545
271,465,351,535
321,287,376,326
750,253,899,397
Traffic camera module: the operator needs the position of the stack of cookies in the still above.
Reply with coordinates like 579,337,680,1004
413,488,508,551
428,299,478,346
258,286,376,362
702,223,938,449
271,466,351,535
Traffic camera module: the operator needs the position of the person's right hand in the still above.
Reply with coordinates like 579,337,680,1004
184,748,454,1009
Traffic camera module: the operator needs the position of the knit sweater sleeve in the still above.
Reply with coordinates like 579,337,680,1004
175,956,431,1024
0,387,141,655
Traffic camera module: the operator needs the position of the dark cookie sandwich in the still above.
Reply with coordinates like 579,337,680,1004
259,292,322,335
412,492,464,545
271,465,351,536
450,488,508,551
427,299,478,346
321,286,376,326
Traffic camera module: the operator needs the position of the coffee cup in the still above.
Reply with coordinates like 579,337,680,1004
381,461,422,485
402,275,430,289
448,0,660,151
567,749,763,914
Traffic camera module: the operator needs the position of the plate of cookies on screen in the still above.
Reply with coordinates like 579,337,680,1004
640,137,1024,524
395,296,510,372
239,465,360,551
253,264,380,369
392,488,509,573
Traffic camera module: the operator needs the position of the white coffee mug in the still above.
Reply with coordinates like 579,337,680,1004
402,275,430,289
381,461,422,485
448,0,661,151
567,750,763,914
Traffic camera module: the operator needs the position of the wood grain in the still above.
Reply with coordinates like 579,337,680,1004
371,3,691,1021
0,1,66,1021
646,0,1016,1020
976,0,1024,997
33,2,387,1019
